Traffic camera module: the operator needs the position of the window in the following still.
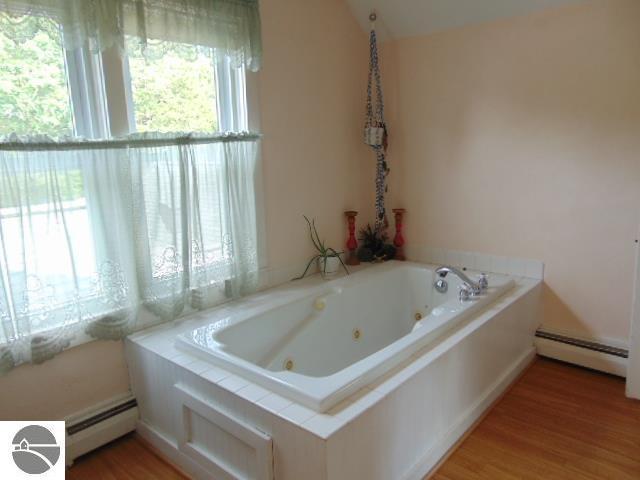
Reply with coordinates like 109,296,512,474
0,17,248,138
124,39,249,134
0,15,251,326
0,159,98,335
0,14,74,136
0,2,261,370
126,39,219,133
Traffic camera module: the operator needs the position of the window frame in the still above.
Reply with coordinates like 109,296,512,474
117,45,250,137
65,42,252,139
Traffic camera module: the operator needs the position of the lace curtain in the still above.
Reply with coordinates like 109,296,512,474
0,0,262,70
0,133,260,373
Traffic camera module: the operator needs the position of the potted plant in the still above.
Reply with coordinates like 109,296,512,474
295,216,349,279
357,223,396,262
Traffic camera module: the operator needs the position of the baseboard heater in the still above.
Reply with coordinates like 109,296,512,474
65,394,139,466
534,329,628,377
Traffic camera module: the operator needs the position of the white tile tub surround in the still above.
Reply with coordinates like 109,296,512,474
126,260,542,480
404,245,545,280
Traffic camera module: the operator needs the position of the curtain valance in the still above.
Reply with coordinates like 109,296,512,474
0,0,262,70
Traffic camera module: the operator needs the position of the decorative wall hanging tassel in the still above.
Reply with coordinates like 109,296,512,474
364,12,389,234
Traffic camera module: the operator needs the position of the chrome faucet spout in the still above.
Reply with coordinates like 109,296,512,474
435,266,482,294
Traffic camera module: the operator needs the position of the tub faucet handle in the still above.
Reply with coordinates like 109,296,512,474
478,273,488,291
458,284,472,302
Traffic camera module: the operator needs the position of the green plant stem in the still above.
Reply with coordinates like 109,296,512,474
304,216,323,253
295,216,350,280
312,218,325,252
293,254,320,280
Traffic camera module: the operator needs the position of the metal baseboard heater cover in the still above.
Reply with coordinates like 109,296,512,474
65,395,139,465
535,329,628,377
535,330,628,359
66,398,138,435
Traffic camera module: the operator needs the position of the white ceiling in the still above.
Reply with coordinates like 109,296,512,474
346,0,589,39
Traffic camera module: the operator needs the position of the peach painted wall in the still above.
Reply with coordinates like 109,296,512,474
258,0,373,271
0,0,372,420
391,0,640,343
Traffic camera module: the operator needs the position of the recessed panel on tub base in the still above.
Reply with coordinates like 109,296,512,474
174,384,273,480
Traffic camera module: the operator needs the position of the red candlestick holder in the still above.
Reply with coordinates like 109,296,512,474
344,211,360,265
392,208,406,261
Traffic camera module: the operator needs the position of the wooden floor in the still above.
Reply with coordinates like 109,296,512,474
67,432,187,480
67,358,640,479
432,358,640,480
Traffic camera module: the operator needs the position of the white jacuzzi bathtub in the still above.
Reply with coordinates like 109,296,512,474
177,261,515,412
